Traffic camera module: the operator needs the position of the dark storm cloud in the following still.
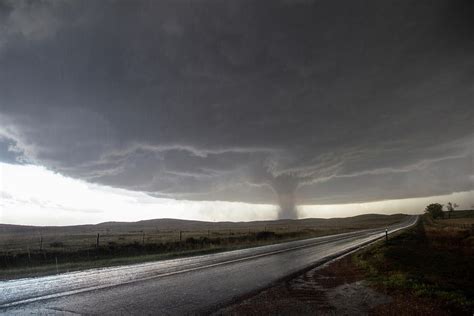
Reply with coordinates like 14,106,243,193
0,0,473,218
0,137,23,164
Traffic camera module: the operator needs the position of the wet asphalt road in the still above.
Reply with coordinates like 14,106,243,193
0,216,417,315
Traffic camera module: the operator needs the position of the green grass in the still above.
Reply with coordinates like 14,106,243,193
353,213,474,314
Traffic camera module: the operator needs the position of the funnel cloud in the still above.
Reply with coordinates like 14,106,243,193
0,0,473,218
271,175,300,219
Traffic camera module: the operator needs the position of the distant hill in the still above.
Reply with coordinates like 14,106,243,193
0,213,409,236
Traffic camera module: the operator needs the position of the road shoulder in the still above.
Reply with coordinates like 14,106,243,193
215,216,473,315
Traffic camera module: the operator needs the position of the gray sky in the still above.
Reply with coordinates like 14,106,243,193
0,0,473,220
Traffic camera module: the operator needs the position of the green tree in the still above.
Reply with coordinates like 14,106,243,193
425,203,444,219
446,202,458,219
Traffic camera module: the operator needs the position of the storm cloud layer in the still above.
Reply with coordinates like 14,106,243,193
0,0,473,218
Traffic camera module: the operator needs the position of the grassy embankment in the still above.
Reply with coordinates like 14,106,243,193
353,210,474,314
0,214,407,280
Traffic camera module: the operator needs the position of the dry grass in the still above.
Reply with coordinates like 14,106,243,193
427,214,474,255
439,218,474,225
0,214,409,279
0,214,408,254
354,212,474,314
217,211,474,315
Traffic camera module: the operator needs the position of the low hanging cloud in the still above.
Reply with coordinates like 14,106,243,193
0,0,473,218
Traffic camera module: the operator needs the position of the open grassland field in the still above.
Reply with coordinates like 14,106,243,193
432,209,474,229
353,210,474,315
0,213,407,279
440,218,474,226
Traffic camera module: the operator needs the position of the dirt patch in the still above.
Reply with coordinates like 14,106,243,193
326,281,391,314
215,250,458,315
214,255,392,315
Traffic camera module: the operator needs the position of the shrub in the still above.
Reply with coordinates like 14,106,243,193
199,237,211,245
185,237,198,245
255,231,276,240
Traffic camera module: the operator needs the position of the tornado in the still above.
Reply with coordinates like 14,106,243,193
271,174,299,219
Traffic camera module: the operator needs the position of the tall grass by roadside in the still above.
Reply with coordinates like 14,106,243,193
353,211,474,315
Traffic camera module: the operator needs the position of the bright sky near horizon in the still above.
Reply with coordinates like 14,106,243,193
1,162,472,226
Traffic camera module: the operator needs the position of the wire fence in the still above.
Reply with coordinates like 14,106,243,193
0,225,323,255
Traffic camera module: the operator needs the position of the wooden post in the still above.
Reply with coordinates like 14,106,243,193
96,233,100,248
385,228,388,242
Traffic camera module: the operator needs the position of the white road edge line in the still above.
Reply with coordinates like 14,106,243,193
0,216,418,309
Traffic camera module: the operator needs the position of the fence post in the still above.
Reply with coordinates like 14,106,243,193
385,228,388,242
96,233,100,248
